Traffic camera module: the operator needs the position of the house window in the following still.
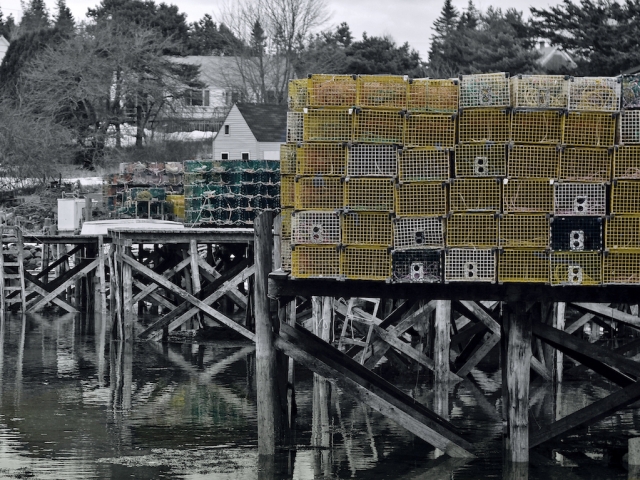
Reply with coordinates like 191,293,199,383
221,152,229,160
241,152,250,160
185,89,210,107
224,125,230,135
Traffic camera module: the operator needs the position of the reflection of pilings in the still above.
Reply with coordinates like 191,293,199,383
312,374,332,478
95,312,107,387
14,314,25,407
0,315,5,407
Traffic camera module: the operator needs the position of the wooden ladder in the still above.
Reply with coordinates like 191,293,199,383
338,297,381,363
0,225,27,314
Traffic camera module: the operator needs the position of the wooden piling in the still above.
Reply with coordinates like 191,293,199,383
554,302,565,383
434,300,451,384
122,246,134,342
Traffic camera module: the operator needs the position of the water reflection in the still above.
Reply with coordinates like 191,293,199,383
0,312,633,478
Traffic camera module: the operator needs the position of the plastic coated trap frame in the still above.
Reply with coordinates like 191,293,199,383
287,112,304,143
294,176,343,210
344,177,394,211
498,250,550,283
455,143,507,177
559,147,612,183
613,145,640,179
445,248,496,283
296,143,347,176
622,74,640,110
550,251,602,286
510,75,569,109
397,147,450,182
291,211,341,244
606,216,640,250
507,144,559,179
303,109,353,143
449,178,501,213
611,180,640,215
347,144,397,177
357,75,408,110
342,211,393,246
499,214,550,249
568,76,621,112
307,75,357,108
404,113,456,148
281,238,292,272
503,179,554,213
393,216,444,249
341,246,391,281
353,109,404,144
281,208,293,239
280,144,297,175
511,109,564,145
460,73,510,108
392,249,442,283
551,216,603,251
604,250,640,284
291,244,341,279
395,181,448,216
280,175,295,208
408,78,458,113
446,213,499,248
288,79,308,111
564,112,616,147
458,108,511,143
554,182,606,216
620,110,640,145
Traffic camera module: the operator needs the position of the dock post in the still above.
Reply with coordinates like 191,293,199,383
434,300,451,385
254,211,281,455
505,302,532,464
122,246,134,342
554,302,565,383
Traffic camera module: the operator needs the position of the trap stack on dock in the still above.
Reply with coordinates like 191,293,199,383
281,72,639,285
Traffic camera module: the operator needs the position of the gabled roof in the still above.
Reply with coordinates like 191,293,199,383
235,103,287,143
537,45,577,71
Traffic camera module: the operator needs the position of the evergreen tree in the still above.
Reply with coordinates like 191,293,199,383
428,0,462,77
19,0,50,34
54,0,75,34
295,22,352,76
0,8,14,40
345,33,424,76
186,14,243,55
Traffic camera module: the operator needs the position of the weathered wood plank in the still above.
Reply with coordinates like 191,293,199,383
131,257,191,304
456,333,501,378
23,272,77,313
456,301,501,335
571,303,640,329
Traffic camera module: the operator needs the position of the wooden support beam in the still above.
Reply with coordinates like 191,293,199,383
434,300,451,384
530,379,640,448
571,303,640,329
554,302,566,382
98,236,107,320
455,301,501,335
132,279,175,310
451,322,487,348
22,272,77,313
565,338,640,378
276,322,475,458
35,245,82,280
565,312,596,334
122,246,134,341
455,332,501,378
131,257,191,304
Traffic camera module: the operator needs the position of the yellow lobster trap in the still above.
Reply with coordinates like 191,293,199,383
341,246,392,281
303,108,353,143
353,109,404,144
498,250,550,283
294,176,344,210
511,109,564,145
499,214,550,249
281,238,292,272
280,175,295,208
291,244,341,279
610,180,640,215
550,251,602,286
507,144,559,179
342,211,393,246
395,181,448,216
558,147,612,183
296,143,347,176
307,74,357,108
564,111,616,147
357,75,408,110
603,251,640,284
446,213,499,248
344,177,394,212
613,145,640,179
510,74,569,108
404,113,456,148
449,178,501,213
408,78,459,113
288,78,308,111
503,178,553,214
605,216,640,250
568,76,621,112
280,144,297,175
458,108,511,143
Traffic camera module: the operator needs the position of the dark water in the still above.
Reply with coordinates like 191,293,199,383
0,312,634,479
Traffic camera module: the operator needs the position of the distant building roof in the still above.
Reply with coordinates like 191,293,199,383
0,36,9,65
537,44,577,71
236,103,287,143
623,65,640,75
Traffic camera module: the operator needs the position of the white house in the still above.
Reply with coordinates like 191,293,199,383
212,103,287,161
0,36,9,65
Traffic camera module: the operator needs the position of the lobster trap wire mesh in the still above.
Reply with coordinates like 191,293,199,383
550,251,602,285
342,212,393,246
303,109,353,142
280,144,296,175
398,148,450,181
445,249,496,282
393,216,444,249
620,110,640,144
611,180,640,214
281,239,292,271
288,79,308,111
551,216,603,251
507,144,559,179
503,179,554,213
604,251,640,284
341,246,391,280
622,74,640,110
606,216,640,250
564,112,616,147
511,109,564,144
458,109,511,143
280,175,295,207
614,146,640,179
554,183,606,216
395,182,448,216
446,213,499,248
498,250,550,283
510,75,569,108
499,214,550,248
294,176,344,210
449,178,501,213
344,177,394,211
455,143,507,177
558,147,612,183
404,114,456,148
357,75,408,110
408,79,459,113
568,76,621,112
292,245,341,278
308,74,357,107
297,143,346,176
392,249,442,283
281,208,293,239
460,73,510,108
287,112,304,143
353,109,404,144
291,211,341,244
347,144,397,177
